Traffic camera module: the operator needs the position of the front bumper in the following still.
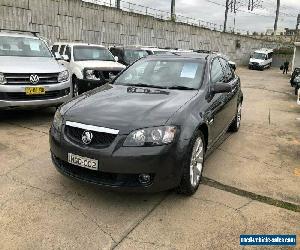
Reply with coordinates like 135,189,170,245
49,126,185,192
0,80,72,108
248,64,263,70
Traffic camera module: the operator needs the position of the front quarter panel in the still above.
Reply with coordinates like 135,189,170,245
167,90,209,155
71,62,84,79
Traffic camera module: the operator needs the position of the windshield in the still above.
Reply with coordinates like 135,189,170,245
253,52,267,60
115,59,205,90
124,49,148,64
73,46,115,61
0,36,52,57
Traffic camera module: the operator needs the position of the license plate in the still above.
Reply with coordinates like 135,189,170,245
68,153,98,171
25,87,45,95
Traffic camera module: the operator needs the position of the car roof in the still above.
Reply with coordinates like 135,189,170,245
110,46,148,50
53,42,105,48
0,32,39,39
254,48,273,53
145,52,213,61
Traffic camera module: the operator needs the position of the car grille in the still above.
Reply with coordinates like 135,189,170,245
65,125,117,148
84,70,121,82
4,73,59,85
0,88,69,101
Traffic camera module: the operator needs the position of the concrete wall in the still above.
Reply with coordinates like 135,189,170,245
0,0,290,65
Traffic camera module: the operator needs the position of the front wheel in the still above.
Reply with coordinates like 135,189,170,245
177,131,205,196
229,103,242,132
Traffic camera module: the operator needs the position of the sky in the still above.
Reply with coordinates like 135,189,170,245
120,0,300,33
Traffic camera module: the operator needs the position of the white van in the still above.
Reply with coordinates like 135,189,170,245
248,48,273,70
51,43,126,96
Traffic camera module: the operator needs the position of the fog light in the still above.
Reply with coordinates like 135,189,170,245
138,174,151,185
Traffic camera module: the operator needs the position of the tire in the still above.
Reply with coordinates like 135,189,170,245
295,87,299,96
72,76,79,97
176,131,205,196
229,102,242,132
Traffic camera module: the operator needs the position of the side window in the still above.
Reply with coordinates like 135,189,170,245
65,46,71,59
59,45,66,55
211,58,225,84
51,45,59,54
219,58,234,83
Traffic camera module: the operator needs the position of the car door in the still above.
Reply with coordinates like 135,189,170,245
206,57,229,143
219,57,239,125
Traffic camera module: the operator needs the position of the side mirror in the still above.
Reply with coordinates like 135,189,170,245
54,52,62,60
114,56,119,62
212,82,232,94
61,55,70,62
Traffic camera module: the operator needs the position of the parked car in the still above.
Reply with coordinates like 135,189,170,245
51,43,126,96
0,31,71,108
109,46,149,66
248,48,273,70
50,53,243,195
290,67,300,95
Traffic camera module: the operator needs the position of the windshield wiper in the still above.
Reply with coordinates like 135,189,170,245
167,86,196,90
126,83,167,89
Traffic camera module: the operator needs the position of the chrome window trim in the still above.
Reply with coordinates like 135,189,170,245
65,121,119,135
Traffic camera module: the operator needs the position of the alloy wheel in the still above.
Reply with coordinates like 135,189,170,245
236,104,242,128
190,137,204,187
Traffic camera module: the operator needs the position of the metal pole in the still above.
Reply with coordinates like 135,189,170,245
223,0,230,32
171,0,176,21
274,0,280,35
295,14,300,42
116,0,121,9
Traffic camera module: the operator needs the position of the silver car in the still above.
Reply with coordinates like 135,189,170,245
0,31,71,108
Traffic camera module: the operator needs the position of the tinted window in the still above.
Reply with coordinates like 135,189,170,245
124,49,148,64
51,45,59,54
211,58,225,84
59,45,66,55
219,58,233,82
0,36,52,58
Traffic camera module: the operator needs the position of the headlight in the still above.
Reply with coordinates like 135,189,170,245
58,70,69,82
123,126,177,147
85,69,100,80
0,73,7,85
53,110,63,131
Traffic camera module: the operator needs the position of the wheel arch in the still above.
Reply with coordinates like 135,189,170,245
196,123,208,152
